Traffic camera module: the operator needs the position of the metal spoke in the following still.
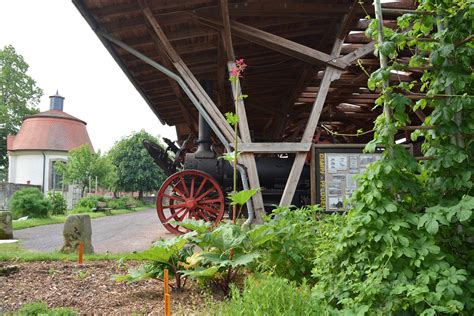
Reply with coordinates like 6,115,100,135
177,209,190,221
195,187,216,201
162,203,186,209
194,178,207,197
163,194,184,202
164,207,186,222
171,183,186,198
199,205,221,215
199,198,222,204
198,210,211,222
179,174,189,197
190,176,195,198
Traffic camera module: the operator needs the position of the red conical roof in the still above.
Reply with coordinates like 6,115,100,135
7,110,94,152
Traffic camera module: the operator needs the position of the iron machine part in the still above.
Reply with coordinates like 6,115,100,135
148,80,310,234
156,169,225,234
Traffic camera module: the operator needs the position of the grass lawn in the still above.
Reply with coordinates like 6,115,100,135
0,241,126,262
12,206,152,230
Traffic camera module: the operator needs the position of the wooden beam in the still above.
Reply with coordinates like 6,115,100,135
192,13,349,69
280,35,345,205
141,23,198,134
219,0,265,222
139,0,236,143
238,143,312,153
339,41,376,64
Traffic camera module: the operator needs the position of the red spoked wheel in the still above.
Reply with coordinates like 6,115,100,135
156,170,225,234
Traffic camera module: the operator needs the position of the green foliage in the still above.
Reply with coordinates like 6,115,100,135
220,151,240,163
0,45,42,181
56,145,113,196
115,233,194,289
75,195,106,210
107,195,142,210
9,187,50,219
311,1,473,314
225,112,239,126
68,206,92,214
107,130,167,198
228,189,259,206
14,301,77,315
47,192,67,215
214,275,324,316
180,222,273,295
256,206,331,283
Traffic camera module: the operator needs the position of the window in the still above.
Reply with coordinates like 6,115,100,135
49,159,66,191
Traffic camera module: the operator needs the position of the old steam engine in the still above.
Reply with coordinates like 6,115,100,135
145,82,310,234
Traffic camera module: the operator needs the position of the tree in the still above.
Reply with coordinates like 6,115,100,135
56,144,112,196
0,45,43,180
108,130,167,199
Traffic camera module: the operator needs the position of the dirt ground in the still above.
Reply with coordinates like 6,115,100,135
0,261,216,315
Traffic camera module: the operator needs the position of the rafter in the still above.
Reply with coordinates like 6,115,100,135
192,13,348,69
138,0,236,144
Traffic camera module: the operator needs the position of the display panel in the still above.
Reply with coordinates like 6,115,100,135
311,145,384,212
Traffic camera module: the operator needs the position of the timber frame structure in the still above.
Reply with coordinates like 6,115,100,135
73,0,420,221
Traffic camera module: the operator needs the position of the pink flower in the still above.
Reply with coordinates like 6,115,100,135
236,59,246,67
236,59,247,71
230,67,240,77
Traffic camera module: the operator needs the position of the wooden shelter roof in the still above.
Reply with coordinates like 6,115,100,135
73,0,418,144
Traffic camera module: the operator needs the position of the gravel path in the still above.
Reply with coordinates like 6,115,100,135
13,209,174,253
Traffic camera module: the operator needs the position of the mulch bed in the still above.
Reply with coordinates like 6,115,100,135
0,261,217,314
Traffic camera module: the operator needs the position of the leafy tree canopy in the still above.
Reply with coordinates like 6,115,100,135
0,45,43,180
107,130,167,198
56,144,113,196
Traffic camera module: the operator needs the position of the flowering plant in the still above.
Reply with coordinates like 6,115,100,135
225,59,258,223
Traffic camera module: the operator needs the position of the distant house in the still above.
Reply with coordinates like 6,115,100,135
6,92,93,208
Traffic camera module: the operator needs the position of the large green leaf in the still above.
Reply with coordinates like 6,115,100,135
247,225,277,247
126,246,174,262
128,234,190,261
228,189,260,206
169,219,211,233
179,266,219,279
229,252,260,268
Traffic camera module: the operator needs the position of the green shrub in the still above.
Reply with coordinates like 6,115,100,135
178,220,275,295
107,199,121,210
214,275,325,315
255,206,326,283
115,233,193,289
9,188,51,219
47,192,67,215
15,301,77,315
108,196,142,210
75,195,106,210
69,206,90,214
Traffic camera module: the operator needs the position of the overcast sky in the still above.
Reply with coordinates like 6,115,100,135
0,0,177,152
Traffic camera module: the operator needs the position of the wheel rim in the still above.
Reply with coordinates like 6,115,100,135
156,170,225,234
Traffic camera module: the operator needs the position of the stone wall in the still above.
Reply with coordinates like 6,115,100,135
0,182,42,211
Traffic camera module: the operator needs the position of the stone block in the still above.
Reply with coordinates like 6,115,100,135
60,214,94,254
0,211,13,239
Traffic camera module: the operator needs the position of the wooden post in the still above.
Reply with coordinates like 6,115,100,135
279,0,364,206
219,0,265,222
374,0,395,156
280,67,341,206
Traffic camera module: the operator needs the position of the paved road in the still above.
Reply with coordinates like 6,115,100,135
14,208,174,253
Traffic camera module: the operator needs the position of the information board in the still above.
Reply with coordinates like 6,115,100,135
311,145,382,212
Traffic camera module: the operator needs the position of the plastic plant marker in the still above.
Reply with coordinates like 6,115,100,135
164,268,170,316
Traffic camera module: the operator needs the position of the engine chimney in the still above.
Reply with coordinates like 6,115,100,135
195,80,215,158
49,90,65,111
